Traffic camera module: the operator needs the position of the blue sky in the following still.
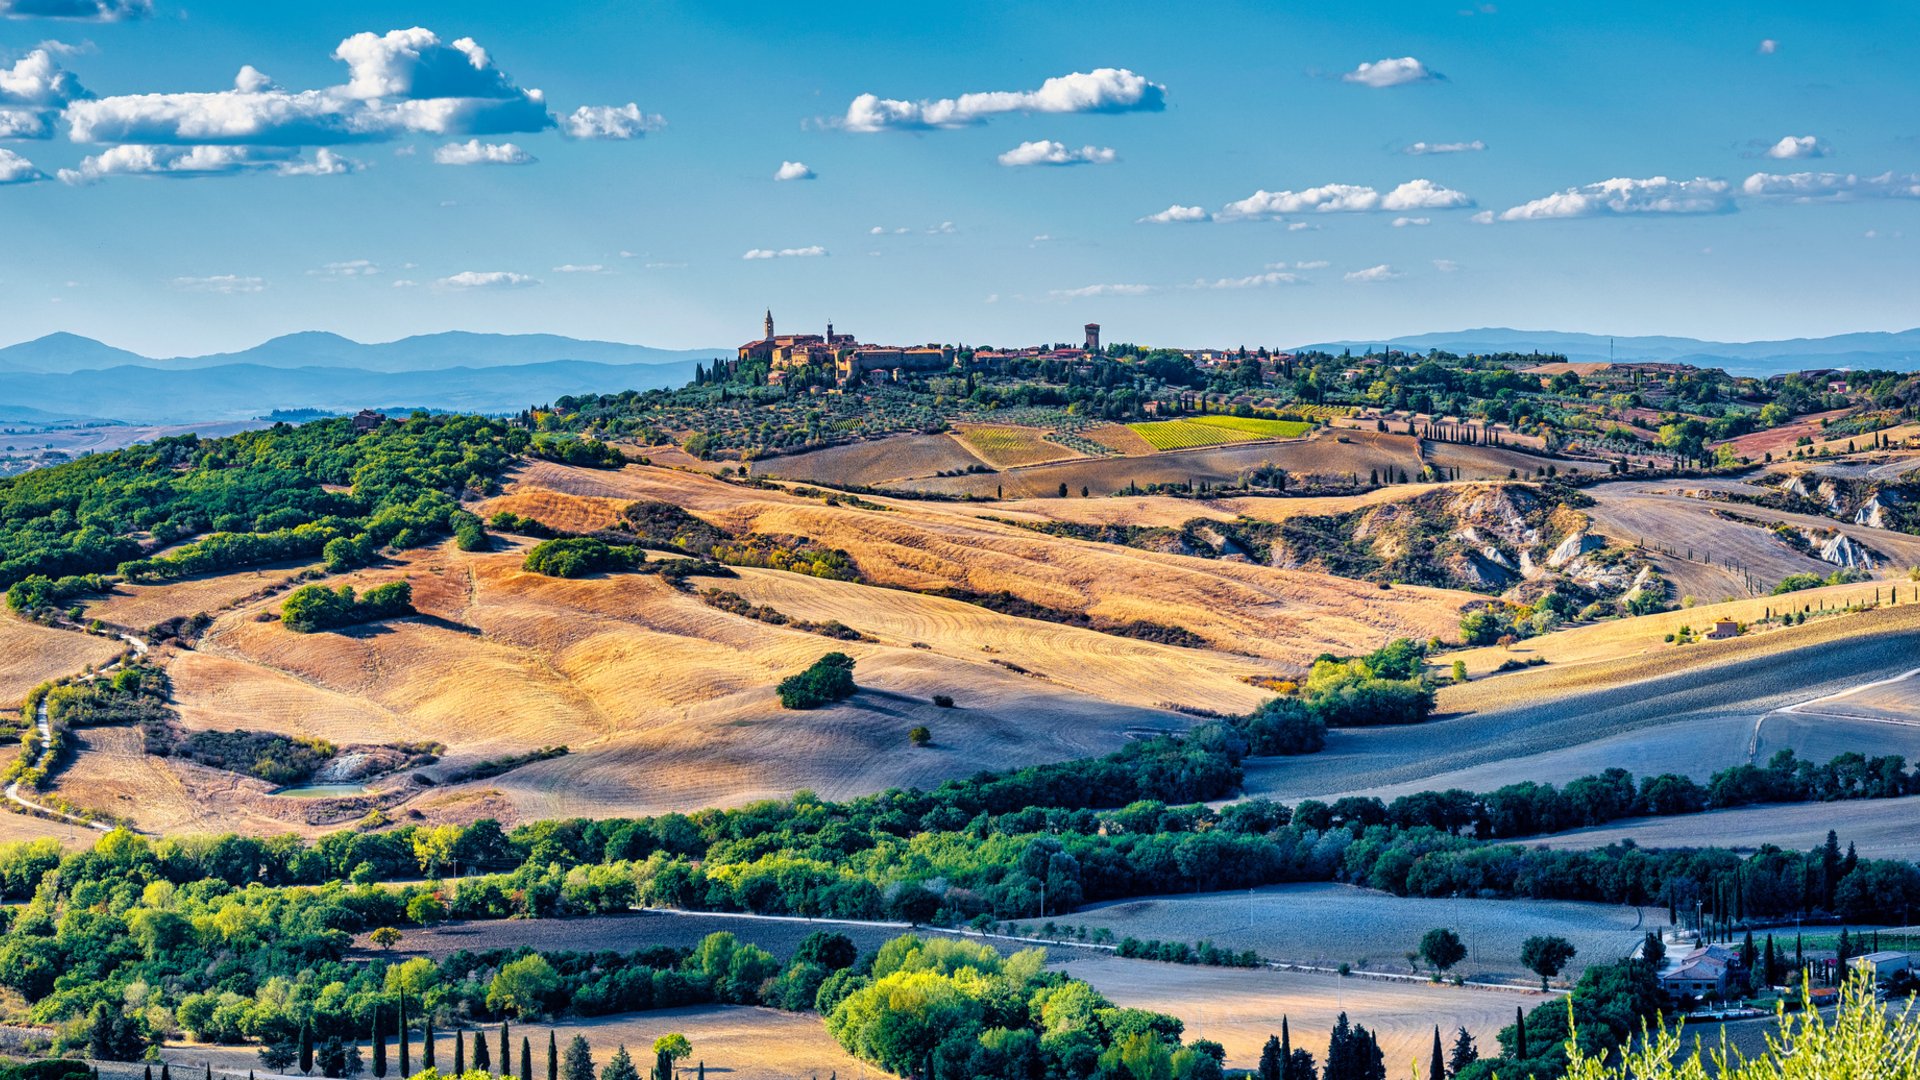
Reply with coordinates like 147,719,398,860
1,0,1917,356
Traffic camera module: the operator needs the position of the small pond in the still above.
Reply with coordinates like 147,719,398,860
270,783,372,798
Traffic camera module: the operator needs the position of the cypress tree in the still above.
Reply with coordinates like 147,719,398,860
162,1065,172,1080
300,1026,314,1076
206,1065,213,1080
521,1037,532,1080
399,997,411,1078
373,1007,388,1079
1429,1026,1445,1080
548,1031,558,1080
454,1028,465,1076
423,1018,436,1071
474,1029,490,1074
653,1048,671,1080
1513,1006,1527,1059
1280,1017,1292,1080
144,1068,153,1080
501,1022,511,1076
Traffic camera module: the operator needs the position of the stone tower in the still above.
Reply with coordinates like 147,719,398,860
1084,323,1101,351
764,309,774,340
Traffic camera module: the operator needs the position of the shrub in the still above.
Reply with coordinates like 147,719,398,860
932,694,955,708
522,537,644,578
777,653,857,709
281,581,413,632
909,726,931,747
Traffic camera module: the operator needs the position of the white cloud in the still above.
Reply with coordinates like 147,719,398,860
0,0,148,20
310,259,378,277
0,46,86,106
561,102,663,140
551,263,606,273
1051,283,1152,298
1763,135,1827,160
1190,271,1302,289
1757,38,1778,54
1286,221,1318,231
1342,57,1437,88
433,138,534,165
57,144,357,183
773,159,814,181
842,67,1164,132
1740,170,1920,202
1219,178,1471,219
0,146,44,182
996,139,1116,167
1497,176,1733,220
172,274,264,294
0,107,50,137
64,27,553,149
741,245,827,260
1470,210,1494,224
1137,203,1209,224
927,221,955,234
1403,139,1484,155
1391,216,1431,227
1432,258,1460,272
390,279,417,288
1281,259,1329,270
436,270,537,289
1344,264,1402,282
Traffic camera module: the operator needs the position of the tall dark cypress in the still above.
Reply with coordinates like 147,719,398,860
300,1027,314,1077
423,1017,436,1071
454,1027,465,1076
500,1022,511,1076
474,1028,490,1073
521,1036,532,1080
1514,1006,1528,1060
161,1065,172,1080
547,1031,558,1080
373,1007,388,1079
1279,1017,1292,1080
399,997,411,1079
1430,1026,1445,1080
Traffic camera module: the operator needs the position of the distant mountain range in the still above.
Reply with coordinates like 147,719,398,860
0,332,725,423
1294,327,1920,375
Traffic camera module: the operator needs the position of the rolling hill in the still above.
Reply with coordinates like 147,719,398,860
1297,326,1920,374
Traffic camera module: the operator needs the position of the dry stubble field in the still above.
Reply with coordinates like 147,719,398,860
61,456,1468,830
0,615,122,720
1055,953,1529,1076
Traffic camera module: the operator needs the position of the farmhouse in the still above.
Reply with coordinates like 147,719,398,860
1657,944,1745,1001
1704,618,1739,640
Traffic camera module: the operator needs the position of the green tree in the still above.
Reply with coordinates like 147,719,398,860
1447,1027,1477,1077
1419,928,1467,974
599,1047,639,1080
1520,935,1577,991
489,956,561,1018
562,1036,594,1080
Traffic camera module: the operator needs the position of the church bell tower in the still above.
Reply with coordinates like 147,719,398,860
764,309,775,340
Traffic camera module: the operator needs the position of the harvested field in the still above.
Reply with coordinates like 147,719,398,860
1711,409,1851,459
1083,423,1157,455
82,561,313,630
952,424,1081,468
1534,796,1920,862
754,432,986,485
489,461,1473,667
1056,953,1529,1075
1240,604,1920,802
1066,882,1655,984
149,1005,871,1080
905,429,1429,498
0,614,121,718
1425,440,1592,481
944,484,1442,529
0,811,95,848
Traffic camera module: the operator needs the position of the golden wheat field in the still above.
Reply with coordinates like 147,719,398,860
147,1005,873,1080
0,614,123,718
82,560,314,630
30,459,1484,832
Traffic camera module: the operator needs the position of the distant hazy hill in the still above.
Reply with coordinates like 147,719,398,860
0,332,723,423
1294,327,1920,375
